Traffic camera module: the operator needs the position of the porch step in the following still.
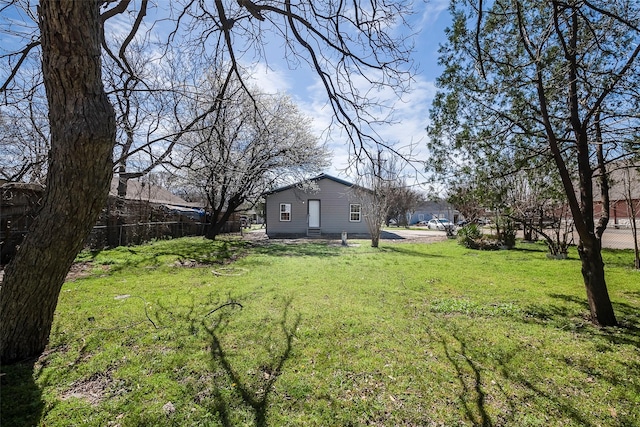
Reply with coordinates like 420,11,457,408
307,228,322,237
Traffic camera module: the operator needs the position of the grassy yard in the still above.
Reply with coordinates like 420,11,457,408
2,237,639,426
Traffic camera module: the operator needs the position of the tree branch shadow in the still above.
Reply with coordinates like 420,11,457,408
203,297,300,426
430,329,495,427
524,293,640,348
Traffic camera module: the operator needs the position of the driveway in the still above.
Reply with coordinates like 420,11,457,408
380,228,449,243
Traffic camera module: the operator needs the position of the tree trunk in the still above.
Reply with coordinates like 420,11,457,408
206,205,240,240
577,237,617,326
0,0,115,363
632,215,640,270
371,228,380,248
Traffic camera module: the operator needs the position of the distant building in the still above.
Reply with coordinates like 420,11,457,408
594,163,640,228
408,200,461,225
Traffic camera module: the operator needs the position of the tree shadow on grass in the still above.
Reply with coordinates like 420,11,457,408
203,298,300,426
493,353,600,427
0,360,44,426
429,324,628,427
80,238,249,273
427,328,496,427
251,242,344,258
543,293,640,348
510,245,547,253
521,292,640,347
377,245,446,258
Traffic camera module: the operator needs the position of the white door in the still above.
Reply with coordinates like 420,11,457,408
308,200,320,228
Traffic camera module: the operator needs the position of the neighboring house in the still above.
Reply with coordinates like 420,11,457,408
594,164,640,228
263,174,370,238
107,177,206,220
109,178,202,208
408,200,462,225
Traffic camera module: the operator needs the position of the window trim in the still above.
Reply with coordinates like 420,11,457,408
349,203,361,222
279,203,292,222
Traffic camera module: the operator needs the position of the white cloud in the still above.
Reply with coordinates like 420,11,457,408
289,70,436,184
416,0,450,29
245,62,293,94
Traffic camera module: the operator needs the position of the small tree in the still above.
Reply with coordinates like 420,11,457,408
360,178,387,248
610,162,640,269
355,151,394,247
386,184,424,227
428,0,640,325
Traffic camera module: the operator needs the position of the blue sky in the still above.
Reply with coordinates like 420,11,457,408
240,1,453,183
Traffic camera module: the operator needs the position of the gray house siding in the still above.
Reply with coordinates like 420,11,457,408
265,176,370,238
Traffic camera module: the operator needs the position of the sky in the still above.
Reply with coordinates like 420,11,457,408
243,1,453,185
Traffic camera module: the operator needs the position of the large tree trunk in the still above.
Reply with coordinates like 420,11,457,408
205,201,242,240
577,237,617,326
0,0,115,363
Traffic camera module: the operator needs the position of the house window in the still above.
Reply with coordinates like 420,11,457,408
280,203,291,221
350,204,361,222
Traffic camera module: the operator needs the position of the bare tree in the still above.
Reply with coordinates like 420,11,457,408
386,184,424,227
0,51,48,183
174,79,329,238
0,0,415,362
355,151,396,247
606,161,640,269
0,103,48,183
382,156,424,227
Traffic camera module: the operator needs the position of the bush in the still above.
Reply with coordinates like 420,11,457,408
495,213,517,249
458,223,504,250
457,224,482,249
499,222,517,249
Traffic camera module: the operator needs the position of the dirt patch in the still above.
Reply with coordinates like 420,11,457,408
61,372,111,405
65,262,110,281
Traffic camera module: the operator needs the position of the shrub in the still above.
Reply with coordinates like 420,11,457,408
495,213,517,249
457,224,482,249
458,223,504,250
498,221,517,249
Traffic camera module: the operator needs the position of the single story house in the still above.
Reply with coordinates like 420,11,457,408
263,174,371,238
408,200,462,225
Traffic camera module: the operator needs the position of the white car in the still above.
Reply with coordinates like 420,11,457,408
427,218,454,230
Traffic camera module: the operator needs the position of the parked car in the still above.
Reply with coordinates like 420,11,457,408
427,218,454,230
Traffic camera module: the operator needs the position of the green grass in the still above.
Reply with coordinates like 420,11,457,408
2,237,639,426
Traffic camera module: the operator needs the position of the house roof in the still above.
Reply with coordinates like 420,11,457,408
109,177,200,207
263,173,363,196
